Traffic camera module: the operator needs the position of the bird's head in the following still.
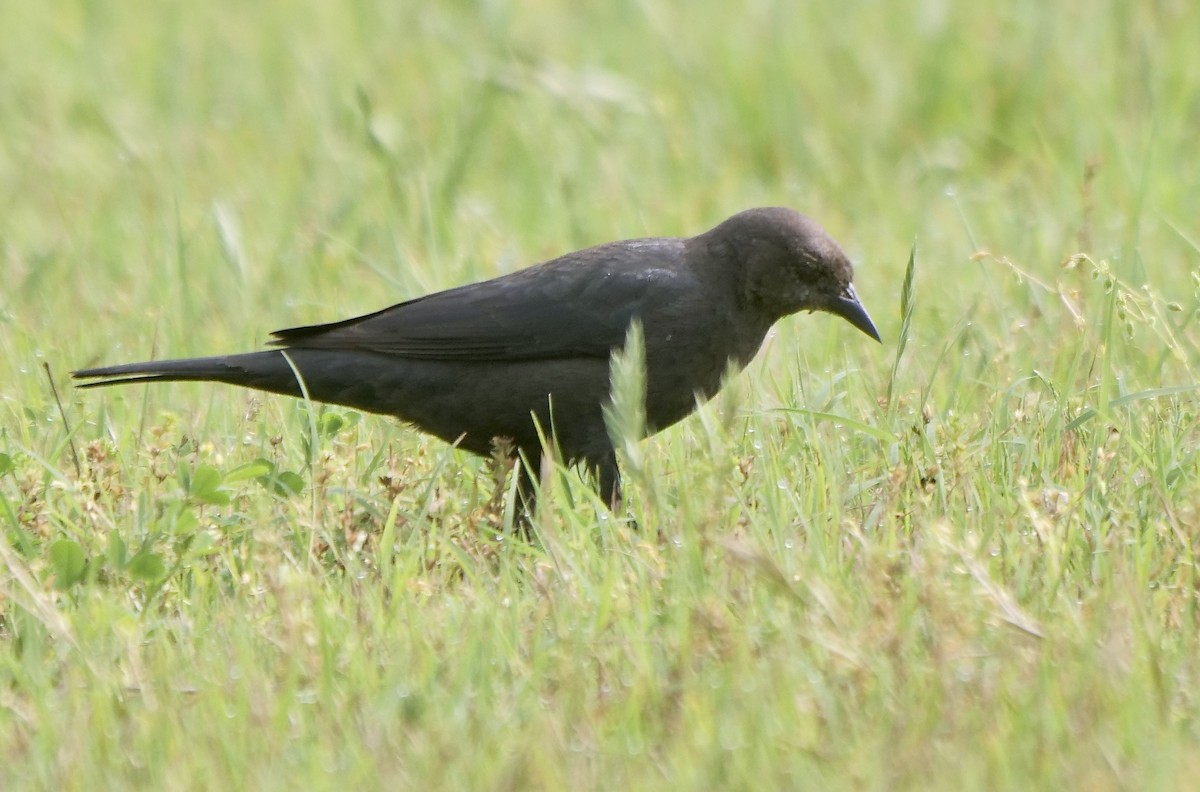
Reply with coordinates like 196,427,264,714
703,207,881,342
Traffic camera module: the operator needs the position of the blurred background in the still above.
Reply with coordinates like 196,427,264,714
2,3,1199,788
2,0,1195,373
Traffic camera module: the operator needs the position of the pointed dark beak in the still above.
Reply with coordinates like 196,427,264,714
831,284,881,342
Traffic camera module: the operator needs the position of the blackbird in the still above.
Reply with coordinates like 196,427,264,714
75,207,880,511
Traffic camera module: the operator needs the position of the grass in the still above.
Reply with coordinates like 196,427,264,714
2,0,1200,788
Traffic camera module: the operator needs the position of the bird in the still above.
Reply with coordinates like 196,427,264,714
75,207,880,515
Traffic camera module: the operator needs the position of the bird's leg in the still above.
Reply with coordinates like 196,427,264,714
591,450,623,513
514,450,541,527
487,437,539,534
588,450,640,529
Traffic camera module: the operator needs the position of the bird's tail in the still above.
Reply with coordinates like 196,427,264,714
73,351,304,397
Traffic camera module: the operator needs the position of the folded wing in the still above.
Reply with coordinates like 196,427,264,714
270,240,690,362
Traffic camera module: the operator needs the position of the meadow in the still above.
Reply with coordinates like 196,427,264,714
2,1,1199,788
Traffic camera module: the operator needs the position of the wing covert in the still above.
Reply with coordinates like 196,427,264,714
269,239,691,362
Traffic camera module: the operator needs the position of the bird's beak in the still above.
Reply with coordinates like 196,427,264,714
831,284,881,342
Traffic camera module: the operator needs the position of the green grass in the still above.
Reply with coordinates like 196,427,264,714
3,1,1200,788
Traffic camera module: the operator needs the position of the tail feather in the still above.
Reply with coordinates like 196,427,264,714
75,372,201,389
72,352,301,396
74,349,422,424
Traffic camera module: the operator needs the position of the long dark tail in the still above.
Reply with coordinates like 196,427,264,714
73,351,305,398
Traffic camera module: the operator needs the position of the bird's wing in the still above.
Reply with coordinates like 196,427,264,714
269,239,692,362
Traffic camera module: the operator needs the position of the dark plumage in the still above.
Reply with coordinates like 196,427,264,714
75,207,880,511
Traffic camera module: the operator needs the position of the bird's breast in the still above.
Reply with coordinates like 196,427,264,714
641,311,769,431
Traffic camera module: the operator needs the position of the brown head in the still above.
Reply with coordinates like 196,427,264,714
697,207,881,342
